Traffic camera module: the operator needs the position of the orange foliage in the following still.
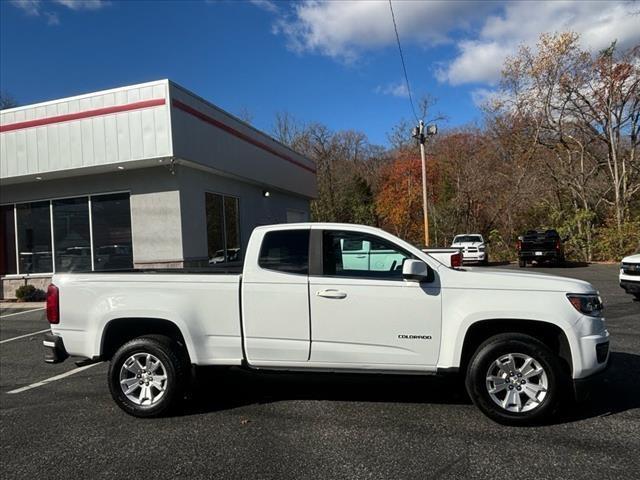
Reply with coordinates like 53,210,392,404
375,148,439,246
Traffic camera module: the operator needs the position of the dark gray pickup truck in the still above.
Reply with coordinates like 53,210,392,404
516,230,566,267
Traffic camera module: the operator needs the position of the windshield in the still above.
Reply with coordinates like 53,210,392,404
453,235,482,243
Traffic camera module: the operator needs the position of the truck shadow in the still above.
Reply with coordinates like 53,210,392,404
183,368,469,415
485,261,511,267
182,351,640,423
560,351,640,422
526,260,589,268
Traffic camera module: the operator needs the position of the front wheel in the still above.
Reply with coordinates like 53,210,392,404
465,333,567,425
108,335,189,417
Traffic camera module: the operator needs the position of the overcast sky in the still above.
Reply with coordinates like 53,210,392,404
2,0,639,145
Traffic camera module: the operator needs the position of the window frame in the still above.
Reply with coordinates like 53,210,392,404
204,190,242,264
0,190,133,277
314,229,416,282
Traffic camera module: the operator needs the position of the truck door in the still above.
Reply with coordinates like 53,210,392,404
241,228,311,364
308,228,441,368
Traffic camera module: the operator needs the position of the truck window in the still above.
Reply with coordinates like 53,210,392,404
322,230,414,279
259,230,310,274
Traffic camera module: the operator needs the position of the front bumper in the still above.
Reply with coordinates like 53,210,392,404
572,327,610,401
43,333,69,364
620,279,640,294
461,252,486,262
573,358,609,402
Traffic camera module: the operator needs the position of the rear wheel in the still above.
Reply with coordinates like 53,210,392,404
108,335,189,417
518,259,526,268
465,333,566,425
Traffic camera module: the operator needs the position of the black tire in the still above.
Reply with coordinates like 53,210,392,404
518,260,526,268
108,335,189,418
465,333,567,425
634,293,640,301
482,256,489,266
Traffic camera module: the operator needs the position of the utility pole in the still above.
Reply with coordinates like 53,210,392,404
412,121,437,247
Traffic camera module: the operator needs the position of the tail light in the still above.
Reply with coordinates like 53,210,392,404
451,252,462,268
555,239,561,251
46,284,59,324
516,239,522,251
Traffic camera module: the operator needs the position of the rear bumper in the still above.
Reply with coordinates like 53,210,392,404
519,251,561,261
43,333,69,364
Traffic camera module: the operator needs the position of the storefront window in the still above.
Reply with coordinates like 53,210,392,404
16,201,53,274
206,193,241,264
92,193,133,271
53,197,91,272
1,205,17,275
2,193,133,276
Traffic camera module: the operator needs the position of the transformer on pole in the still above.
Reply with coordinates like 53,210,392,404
412,121,437,247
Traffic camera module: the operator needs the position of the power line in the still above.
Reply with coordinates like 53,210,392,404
388,0,419,122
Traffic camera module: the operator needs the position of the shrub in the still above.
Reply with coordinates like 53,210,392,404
592,221,640,261
15,285,46,302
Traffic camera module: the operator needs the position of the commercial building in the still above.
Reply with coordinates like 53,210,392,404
0,80,316,298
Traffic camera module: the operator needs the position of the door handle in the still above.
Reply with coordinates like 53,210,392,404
355,255,367,259
316,289,347,299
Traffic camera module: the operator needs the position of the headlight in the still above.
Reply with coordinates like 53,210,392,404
566,294,603,317
479,246,486,251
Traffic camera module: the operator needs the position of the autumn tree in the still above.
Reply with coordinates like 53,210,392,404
497,32,640,254
376,149,425,244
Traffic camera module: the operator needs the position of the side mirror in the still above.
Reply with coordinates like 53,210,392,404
402,259,434,282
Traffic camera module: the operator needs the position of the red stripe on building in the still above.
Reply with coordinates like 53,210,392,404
172,99,316,174
0,98,166,133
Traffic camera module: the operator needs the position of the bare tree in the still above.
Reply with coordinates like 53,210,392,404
0,91,18,110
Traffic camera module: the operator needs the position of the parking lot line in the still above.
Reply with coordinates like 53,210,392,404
7,362,103,395
0,329,50,344
0,307,45,319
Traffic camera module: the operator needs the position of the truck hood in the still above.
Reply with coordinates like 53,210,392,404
621,254,640,264
451,242,484,247
446,267,596,294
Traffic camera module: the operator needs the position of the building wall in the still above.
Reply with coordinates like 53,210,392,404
0,166,183,297
0,79,315,298
177,165,310,265
169,83,316,200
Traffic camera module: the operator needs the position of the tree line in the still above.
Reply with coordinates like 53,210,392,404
274,32,639,262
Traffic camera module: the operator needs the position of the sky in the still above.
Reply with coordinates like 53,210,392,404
1,0,639,146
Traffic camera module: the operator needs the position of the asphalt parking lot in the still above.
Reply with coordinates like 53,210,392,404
1,263,638,479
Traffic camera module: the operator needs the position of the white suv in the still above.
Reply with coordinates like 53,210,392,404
451,234,488,265
620,254,640,300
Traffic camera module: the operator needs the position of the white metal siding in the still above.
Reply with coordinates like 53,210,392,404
0,81,172,179
169,83,317,199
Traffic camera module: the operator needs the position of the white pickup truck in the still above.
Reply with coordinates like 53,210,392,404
43,223,609,425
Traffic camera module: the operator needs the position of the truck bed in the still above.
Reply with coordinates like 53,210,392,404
51,270,244,366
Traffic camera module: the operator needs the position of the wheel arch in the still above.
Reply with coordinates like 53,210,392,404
100,317,194,363
458,319,573,377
